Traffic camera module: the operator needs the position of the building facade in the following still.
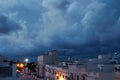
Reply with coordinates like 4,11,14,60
37,50,59,78
45,65,68,80
0,55,17,77
37,53,120,80
38,50,58,65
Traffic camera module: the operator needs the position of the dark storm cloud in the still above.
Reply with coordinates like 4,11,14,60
0,14,22,34
0,0,120,58
40,0,120,56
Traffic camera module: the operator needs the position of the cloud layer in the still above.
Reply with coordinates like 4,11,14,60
0,0,120,58
0,14,21,34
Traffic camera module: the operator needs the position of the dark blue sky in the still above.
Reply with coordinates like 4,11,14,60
0,0,120,59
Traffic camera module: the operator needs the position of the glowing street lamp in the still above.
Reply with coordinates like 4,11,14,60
25,58,29,63
17,64,19,67
20,64,24,67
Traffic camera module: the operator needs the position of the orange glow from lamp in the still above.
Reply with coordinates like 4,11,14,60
20,64,24,67
59,77,64,80
17,64,19,67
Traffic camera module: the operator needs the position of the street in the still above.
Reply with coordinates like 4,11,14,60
21,73,35,80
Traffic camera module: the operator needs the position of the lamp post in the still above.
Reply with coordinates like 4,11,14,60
24,58,29,73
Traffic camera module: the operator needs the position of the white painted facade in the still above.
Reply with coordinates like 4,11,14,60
38,50,58,65
37,54,120,80
45,65,68,80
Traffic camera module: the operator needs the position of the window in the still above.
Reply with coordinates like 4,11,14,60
63,75,64,78
70,73,73,79
57,76,59,79
60,73,61,76
65,76,67,79
77,75,79,80
94,72,96,75
82,76,85,80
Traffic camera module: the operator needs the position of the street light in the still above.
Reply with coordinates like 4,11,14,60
25,58,29,63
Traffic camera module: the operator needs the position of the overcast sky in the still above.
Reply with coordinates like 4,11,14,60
0,0,120,59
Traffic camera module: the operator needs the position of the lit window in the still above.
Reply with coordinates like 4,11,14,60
60,73,61,76
63,75,64,78
65,76,67,79
57,76,59,79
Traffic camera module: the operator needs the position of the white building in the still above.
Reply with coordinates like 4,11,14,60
37,53,120,80
68,64,99,80
37,50,59,78
45,65,68,80
38,50,58,65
